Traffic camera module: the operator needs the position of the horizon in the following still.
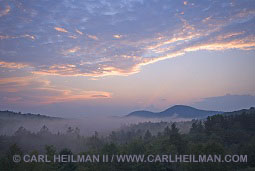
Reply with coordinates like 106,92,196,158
1,103,254,119
0,0,254,118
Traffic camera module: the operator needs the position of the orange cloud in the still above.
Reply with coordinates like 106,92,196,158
0,76,50,93
0,35,10,39
1,11,254,80
67,47,80,53
33,62,141,77
100,66,139,77
147,33,200,50
0,5,11,17
33,64,79,76
216,32,244,40
0,76,112,105
7,28,252,79
62,46,80,55
32,33,254,78
40,89,111,104
0,76,32,86
202,16,212,23
87,34,99,40
113,34,123,39
76,29,83,35
0,61,30,69
135,51,185,69
54,27,68,33
184,40,255,51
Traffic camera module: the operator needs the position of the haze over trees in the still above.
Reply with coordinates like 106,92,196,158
0,107,254,170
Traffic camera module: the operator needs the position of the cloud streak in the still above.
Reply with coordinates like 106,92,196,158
87,34,99,40
54,27,68,33
0,61,30,69
0,76,111,105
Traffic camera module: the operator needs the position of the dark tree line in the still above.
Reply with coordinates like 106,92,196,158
0,108,255,170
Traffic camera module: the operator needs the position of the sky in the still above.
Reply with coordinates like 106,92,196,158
0,0,254,117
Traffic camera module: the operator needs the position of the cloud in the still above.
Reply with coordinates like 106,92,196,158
68,35,77,39
0,0,254,78
33,64,81,76
184,40,255,51
76,29,83,35
0,4,10,17
0,61,30,69
54,27,68,33
33,64,140,77
113,34,123,39
62,47,80,55
39,89,111,104
0,76,111,105
91,94,110,98
87,34,99,40
0,34,35,40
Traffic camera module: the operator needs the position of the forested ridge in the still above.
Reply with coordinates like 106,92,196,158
0,107,254,171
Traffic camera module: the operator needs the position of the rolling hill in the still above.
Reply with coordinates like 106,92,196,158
127,105,223,118
0,110,61,120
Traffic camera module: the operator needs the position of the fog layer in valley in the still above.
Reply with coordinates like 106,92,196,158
0,114,193,136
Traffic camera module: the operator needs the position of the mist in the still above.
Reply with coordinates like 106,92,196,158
0,114,193,136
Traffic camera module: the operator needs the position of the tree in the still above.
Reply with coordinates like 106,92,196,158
144,130,152,141
0,144,23,171
14,126,31,136
38,125,51,136
74,127,80,137
57,148,77,171
66,127,74,134
163,126,171,136
171,123,179,135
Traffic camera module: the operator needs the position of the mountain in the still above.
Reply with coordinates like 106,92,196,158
0,110,61,120
0,110,63,136
127,105,223,118
223,107,255,116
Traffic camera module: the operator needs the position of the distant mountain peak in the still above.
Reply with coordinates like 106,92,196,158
164,105,196,111
127,105,223,119
171,105,193,108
